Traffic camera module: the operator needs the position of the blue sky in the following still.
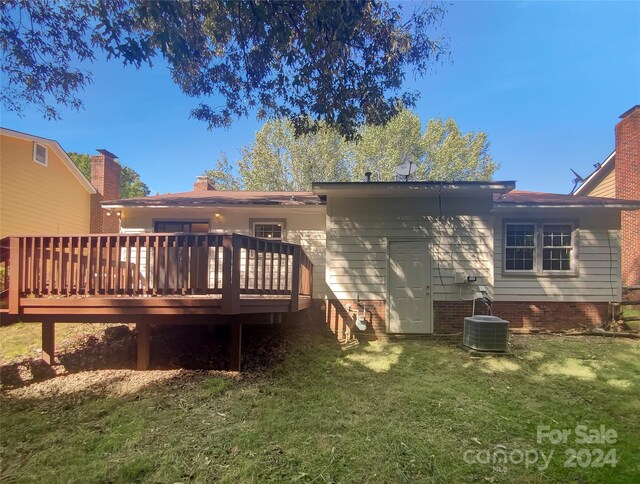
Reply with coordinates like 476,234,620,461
1,1,638,195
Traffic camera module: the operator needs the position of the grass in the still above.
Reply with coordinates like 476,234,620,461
622,306,640,330
0,322,114,363
1,328,639,483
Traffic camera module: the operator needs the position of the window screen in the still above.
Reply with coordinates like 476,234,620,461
542,224,572,271
505,223,535,271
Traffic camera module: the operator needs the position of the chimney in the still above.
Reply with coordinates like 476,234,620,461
194,175,215,191
364,171,372,182
90,149,122,233
615,106,640,287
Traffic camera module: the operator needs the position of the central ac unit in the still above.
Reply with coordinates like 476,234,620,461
463,315,509,352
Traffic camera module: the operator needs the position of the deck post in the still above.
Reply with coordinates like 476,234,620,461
42,322,55,365
136,322,150,370
229,322,242,371
230,235,242,313
290,246,301,312
221,236,233,313
8,237,20,315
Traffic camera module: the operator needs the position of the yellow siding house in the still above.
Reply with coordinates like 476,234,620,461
0,128,96,237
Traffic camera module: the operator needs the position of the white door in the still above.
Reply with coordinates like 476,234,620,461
388,240,432,334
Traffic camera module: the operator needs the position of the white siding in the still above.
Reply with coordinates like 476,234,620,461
494,208,621,302
326,195,494,301
120,205,327,298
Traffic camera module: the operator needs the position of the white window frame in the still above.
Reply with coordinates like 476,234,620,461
503,220,579,276
33,142,48,166
504,222,537,273
251,219,286,241
541,223,575,274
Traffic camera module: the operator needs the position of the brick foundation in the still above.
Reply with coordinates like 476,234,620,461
323,299,609,338
325,299,386,340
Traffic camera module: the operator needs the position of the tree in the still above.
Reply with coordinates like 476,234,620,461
418,118,499,181
68,152,150,199
202,153,242,191
353,109,426,181
237,119,352,191
0,1,447,139
353,112,499,181
120,166,151,199
210,110,500,190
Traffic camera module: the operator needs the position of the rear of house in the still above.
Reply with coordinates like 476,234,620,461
105,178,638,338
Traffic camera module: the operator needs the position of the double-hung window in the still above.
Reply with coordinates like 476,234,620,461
504,222,576,275
542,224,573,271
505,223,536,271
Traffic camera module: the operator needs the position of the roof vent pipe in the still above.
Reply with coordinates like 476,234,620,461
364,171,372,182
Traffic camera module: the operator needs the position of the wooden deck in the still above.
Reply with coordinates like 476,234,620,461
0,233,313,370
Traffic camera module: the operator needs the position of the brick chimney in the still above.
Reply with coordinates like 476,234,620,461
90,149,122,233
615,106,640,287
194,175,215,191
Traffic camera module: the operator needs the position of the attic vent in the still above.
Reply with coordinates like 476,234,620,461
33,142,48,166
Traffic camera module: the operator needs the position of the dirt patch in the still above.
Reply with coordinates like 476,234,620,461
3,368,241,401
1,320,310,390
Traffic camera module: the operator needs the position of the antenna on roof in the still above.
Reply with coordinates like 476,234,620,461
394,160,417,182
570,168,584,194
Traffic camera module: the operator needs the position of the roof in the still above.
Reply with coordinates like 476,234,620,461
573,151,615,195
495,190,640,210
103,190,325,208
103,184,639,211
313,180,516,196
0,127,97,194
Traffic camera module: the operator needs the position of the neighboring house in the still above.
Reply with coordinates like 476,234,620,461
0,128,122,237
103,176,639,337
573,106,639,291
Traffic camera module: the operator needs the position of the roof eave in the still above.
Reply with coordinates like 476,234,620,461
495,203,640,210
312,181,516,196
102,202,326,209
573,151,615,195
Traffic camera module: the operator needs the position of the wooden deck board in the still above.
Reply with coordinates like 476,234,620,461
9,295,312,323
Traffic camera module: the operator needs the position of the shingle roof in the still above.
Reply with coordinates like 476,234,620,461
495,190,640,209
104,187,639,210
103,190,325,208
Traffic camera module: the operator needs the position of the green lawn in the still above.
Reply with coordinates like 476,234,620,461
1,325,639,483
622,306,640,331
0,322,114,363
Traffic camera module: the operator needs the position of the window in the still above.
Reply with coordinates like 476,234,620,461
154,221,209,233
504,222,576,275
33,142,48,165
505,223,535,271
253,222,284,240
542,224,573,271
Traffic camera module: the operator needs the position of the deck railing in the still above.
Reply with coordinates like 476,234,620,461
1,233,313,315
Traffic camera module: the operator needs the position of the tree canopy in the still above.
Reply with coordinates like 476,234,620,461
68,152,150,199
0,0,447,139
204,110,500,190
